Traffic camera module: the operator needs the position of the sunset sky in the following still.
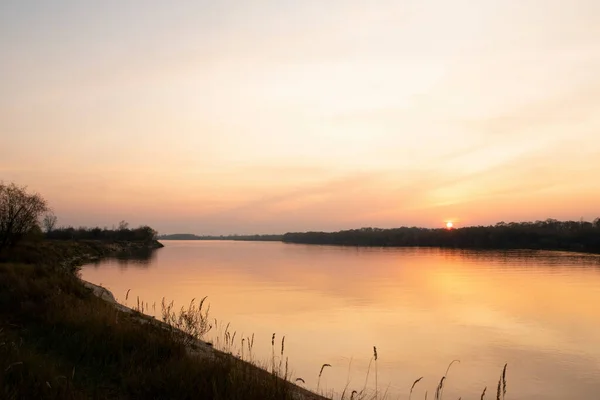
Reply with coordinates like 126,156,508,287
2,1,599,234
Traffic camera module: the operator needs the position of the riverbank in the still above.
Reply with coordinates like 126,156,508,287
0,239,164,268
0,239,325,400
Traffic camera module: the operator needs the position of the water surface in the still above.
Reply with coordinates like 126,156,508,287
81,241,600,399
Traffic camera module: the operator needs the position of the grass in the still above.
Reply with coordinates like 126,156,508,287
0,240,510,400
159,296,212,347
0,246,310,400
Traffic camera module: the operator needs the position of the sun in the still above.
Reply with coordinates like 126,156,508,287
446,221,454,229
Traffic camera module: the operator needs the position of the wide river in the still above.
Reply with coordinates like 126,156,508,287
81,241,600,399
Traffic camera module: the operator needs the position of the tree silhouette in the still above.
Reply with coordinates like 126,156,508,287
282,218,600,253
0,182,49,251
42,213,58,233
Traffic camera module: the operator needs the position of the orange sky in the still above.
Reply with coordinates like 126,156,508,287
2,1,599,234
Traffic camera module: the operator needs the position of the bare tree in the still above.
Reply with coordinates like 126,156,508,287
42,213,58,233
0,183,48,251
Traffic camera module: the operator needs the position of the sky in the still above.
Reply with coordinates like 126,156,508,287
1,0,599,234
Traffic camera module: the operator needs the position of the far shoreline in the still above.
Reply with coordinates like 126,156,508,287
158,218,600,255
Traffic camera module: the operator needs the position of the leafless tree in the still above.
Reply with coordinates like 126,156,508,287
0,182,48,251
42,213,58,233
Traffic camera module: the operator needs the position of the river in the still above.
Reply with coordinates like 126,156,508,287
80,240,600,399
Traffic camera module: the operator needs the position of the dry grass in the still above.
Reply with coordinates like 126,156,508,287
0,262,302,400
317,363,332,394
159,296,212,347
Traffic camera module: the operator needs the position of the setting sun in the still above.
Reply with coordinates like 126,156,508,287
446,222,454,229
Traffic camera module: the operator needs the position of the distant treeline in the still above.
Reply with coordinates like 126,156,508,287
282,219,600,253
158,233,283,241
47,221,158,243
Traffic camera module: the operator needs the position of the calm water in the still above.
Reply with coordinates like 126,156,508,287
81,241,600,399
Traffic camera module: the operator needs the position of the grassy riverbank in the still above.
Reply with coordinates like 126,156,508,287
0,240,322,400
